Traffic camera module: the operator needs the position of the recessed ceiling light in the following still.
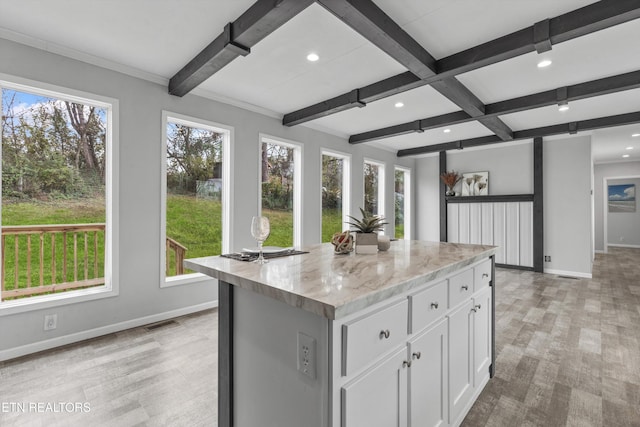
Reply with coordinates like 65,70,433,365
632,133,640,137
537,59,552,68
622,154,630,158
443,128,451,133
306,53,319,62
558,103,570,112
394,102,404,108
626,146,634,150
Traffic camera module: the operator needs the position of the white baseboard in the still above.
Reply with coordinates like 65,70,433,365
594,250,605,254
544,268,592,279
607,243,640,249
0,300,218,362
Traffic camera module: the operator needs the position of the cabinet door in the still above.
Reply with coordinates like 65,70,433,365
342,347,408,427
448,299,474,423
473,287,492,386
409,318,448,427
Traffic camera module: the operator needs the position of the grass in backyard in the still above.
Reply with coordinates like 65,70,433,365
1,196,368,293
322,208,344,243
2,197,106,297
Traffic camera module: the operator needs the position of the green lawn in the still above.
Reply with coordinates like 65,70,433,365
1,196,406,295
2,198,106,297
322,208,344,242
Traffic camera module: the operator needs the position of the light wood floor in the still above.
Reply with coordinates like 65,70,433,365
463,247,640,427
1,248,638,426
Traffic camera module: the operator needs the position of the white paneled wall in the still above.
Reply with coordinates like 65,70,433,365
448,202,533,267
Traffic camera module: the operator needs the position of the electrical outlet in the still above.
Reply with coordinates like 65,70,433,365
297,332,316,380
44,314,57,331
544,256,551,262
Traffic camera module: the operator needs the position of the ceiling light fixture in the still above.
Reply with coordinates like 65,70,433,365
632,133,640,137
558,100,570,112
306,53,319,62
537,59,552,68
394,102,404,108
622,154,630,158
443,128,451,133
626,146,634,150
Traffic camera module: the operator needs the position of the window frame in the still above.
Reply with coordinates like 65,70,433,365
258,134,303,248
0,74,119,316
363,158,386,222
320,148,351,241
161,111,233,288
394,165,412,240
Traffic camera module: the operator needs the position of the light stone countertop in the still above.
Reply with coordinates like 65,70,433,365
185,240,497,320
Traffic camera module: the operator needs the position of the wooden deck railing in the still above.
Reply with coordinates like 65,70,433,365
1,223,106,299
1,223,188,300
166,237,188,276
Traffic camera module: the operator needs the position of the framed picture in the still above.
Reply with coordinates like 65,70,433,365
608,184,636,212
462,171,489,196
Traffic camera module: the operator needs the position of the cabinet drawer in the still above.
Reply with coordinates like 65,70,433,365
449,268,474,308
342,299,408,376
409,280,447,333
474,259,492,292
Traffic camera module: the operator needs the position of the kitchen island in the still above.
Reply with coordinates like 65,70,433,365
185,240,497,427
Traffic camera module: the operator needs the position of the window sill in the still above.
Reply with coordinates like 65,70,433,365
162,273,215,288
0,284,117,317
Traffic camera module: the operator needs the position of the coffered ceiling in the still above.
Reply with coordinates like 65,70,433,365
1,0,640,163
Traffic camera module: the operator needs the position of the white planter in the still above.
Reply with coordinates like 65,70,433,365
355,233,378,254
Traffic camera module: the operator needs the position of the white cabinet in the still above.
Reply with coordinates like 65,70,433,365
448,282,493,425
448,299,475,423
409,318,448,427
339,258,494,427
342,299,409,376
473,287,492,386
341,347,408,427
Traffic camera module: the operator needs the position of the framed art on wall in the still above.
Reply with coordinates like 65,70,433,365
462,171,489,196
608,184,636,212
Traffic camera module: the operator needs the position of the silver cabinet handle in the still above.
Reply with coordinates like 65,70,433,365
461,285,469,291
379,329,390,339
471,307,477,313
482,273,489,278
475,304,482,310
403,360,412,368
412,352,422,360
430,302,439,309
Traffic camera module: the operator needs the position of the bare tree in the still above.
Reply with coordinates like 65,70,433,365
65,102,101,177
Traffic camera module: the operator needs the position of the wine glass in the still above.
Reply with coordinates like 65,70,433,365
251,216,270,264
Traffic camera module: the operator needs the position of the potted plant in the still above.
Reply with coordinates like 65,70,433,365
347,208,388,254
440,170,462,196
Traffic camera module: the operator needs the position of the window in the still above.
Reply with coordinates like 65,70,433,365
0,78,117,312
394,167,411,239
363,159,385,219
162,113,231,285
259,135,302,248
321,150,351,242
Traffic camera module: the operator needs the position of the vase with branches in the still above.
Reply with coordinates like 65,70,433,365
440,171,462,196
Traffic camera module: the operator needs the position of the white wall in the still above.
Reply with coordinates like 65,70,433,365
415,155,440,241
593,161,640,251
448,142,533,195
543,136,592,277
0,38,414,359
415,142,532,242
415,137,593,277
